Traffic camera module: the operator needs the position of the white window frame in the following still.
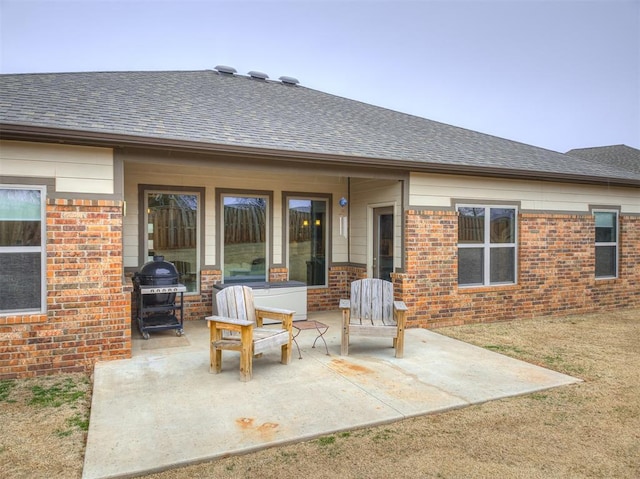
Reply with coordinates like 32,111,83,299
0,185,47,315
593,209,619,279
457,204,518,287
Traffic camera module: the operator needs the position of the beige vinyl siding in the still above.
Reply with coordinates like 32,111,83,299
124,162,348,269
349,178,403,272
410,172,640,213
0,140,114,194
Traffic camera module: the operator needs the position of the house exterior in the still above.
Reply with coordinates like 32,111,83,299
1,68,638,379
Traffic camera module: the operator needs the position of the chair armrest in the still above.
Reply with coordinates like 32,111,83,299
393,301,408,312
206,315,253,327
339,299,350,309
254,305,295,317
254,307,294,331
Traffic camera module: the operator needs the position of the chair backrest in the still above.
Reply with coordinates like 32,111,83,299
350,278,394,323
215,285,257,325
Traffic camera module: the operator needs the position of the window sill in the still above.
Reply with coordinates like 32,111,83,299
457,284,520,294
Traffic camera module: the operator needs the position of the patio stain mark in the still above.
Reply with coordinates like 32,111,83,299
257,422,280,441
235,417,255,429
330,358,374,376
332,357,436,402
235,417,280,440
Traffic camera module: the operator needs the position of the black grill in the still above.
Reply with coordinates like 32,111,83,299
133,256,186,339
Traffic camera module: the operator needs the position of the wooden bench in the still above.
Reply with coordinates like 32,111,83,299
339,278,408,358
206,285,294,381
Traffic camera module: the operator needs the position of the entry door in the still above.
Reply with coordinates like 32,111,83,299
373,207,394,281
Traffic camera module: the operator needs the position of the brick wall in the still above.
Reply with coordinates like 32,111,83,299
401,210,640,328
0,199,131,379
307,265,365,312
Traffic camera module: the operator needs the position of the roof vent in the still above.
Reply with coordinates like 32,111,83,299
248,71,269,80
279,76,300,86
215,65,237,75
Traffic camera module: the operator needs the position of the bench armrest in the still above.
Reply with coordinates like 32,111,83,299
206,315,253,327
393,301,408,312
254,307,294,330
254,305,295,317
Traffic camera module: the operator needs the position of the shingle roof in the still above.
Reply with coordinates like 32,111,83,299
566,145,640,175
1,70,638,185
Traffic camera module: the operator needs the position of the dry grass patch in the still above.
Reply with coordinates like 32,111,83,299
0,372,91,479
1,308,638,478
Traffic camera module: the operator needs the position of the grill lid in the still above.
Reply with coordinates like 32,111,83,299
136,256,179,283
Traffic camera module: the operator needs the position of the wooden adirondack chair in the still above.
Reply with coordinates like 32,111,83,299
339,278,408,358
206,285,294,381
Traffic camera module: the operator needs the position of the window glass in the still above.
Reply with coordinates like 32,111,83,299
594,211,618,278
458,248,484,285
146,192,199,292
595,212,616,242
0,188,41,220
458,207,485,243
490,247,515,283
0,252,41,311
288,198,326,286
595,246,616,277
224,196,267,283
0,187,45,314
490,208,515,243
0,189,42,247
457,205,517,287
377,211,394,282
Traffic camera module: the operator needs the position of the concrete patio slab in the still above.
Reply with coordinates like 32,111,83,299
82,312,581,479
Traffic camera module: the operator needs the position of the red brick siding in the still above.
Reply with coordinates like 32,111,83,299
307,265,365,312
0,199,131,379
269,268,288,282
401,210,640,328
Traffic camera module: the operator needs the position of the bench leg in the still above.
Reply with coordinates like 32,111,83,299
211,347,222,373
395,311,406,358
395,333,404,358
239,324,253,382
210,327,223,373
281,342,292,365
341,308,349,356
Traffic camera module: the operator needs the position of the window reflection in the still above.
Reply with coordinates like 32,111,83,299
224,196,267,283
288,199,326,286
146,192,199,292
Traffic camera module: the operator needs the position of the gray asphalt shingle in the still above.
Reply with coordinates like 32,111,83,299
1,69,638,183
567,145,640,175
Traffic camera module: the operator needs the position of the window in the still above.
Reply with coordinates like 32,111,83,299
0,186,46,314
144,191,200,292
594,210,618,278
223,194,268,283
287,197,327,286
457,205,517,287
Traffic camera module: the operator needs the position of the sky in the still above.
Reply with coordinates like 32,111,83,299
1,0,638,153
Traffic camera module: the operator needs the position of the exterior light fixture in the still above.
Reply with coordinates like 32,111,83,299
339,198,348,238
